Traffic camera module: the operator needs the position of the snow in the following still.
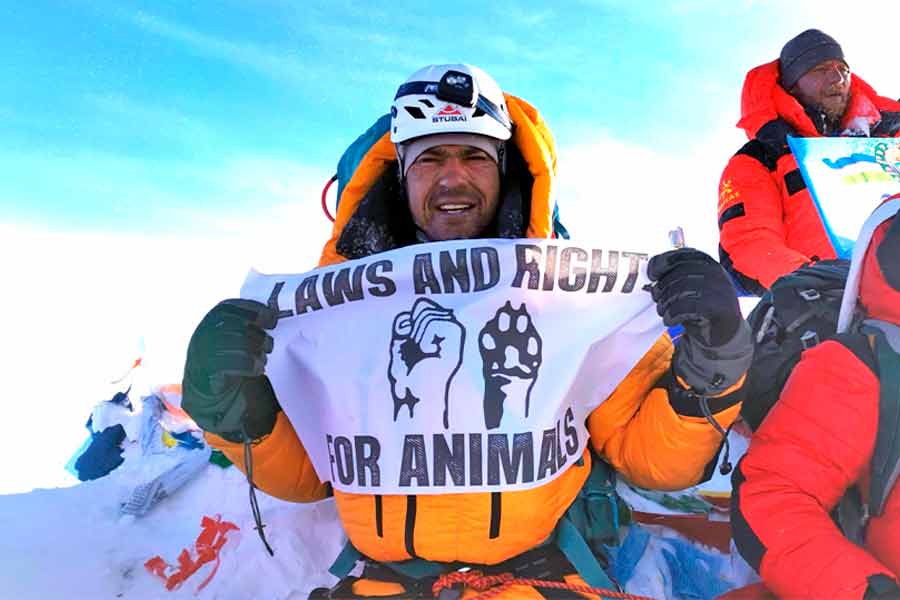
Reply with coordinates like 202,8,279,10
0,447,344,599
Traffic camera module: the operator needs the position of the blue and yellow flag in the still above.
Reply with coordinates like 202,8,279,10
788,137,900,258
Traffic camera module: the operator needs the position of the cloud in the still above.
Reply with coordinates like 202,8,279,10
188,156,335,260
807,15,900,93
499,5,554,27
0,145,334,236
127,11,310,86
556,126,743,256
118,9,417,94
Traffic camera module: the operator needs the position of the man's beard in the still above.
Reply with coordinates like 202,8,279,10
821,102,847,125
804,103,845,135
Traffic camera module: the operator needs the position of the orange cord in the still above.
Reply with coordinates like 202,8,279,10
431,569,656,600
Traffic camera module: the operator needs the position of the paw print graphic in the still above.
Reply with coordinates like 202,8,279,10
479,301,542,429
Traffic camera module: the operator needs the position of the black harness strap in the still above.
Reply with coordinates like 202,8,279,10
870,333,900,517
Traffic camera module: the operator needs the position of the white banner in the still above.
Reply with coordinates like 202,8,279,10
241,239,665,495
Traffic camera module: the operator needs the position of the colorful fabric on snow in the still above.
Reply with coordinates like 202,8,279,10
69,387,137,481
145,514,239,593
73,421,126,481
610,524,747,600
119,395,212,517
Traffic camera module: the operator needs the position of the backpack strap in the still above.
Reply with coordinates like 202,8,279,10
831,330,900,541
555,454,621,590
869,332,900,518
554,517,618,591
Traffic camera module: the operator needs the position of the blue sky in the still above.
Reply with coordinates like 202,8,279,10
1,1,824,234
5,1,900,492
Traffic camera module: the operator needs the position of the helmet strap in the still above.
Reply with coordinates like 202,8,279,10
396,149,407,187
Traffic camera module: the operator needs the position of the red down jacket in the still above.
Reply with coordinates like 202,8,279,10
732,217,900,599
717,59,900,294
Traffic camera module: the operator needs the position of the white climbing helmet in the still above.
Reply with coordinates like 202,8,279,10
390,64,513,144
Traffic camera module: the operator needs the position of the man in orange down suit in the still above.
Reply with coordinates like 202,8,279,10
181,64,753,598
717,29,900,295
732,201,900,599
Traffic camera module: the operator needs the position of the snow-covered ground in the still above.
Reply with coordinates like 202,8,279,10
0,444,344,599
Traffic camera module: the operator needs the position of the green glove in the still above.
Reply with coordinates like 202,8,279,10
182,299,279,443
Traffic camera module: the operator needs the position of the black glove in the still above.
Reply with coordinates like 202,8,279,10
864,575,900,600
182,299,279,443
647,248,752,393
648,248,741,345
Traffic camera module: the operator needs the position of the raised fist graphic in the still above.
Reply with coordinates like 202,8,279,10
479,301,542,429
388,298,465,428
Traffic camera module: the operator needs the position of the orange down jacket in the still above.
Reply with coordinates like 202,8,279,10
207,94,745,566
717,60,900,294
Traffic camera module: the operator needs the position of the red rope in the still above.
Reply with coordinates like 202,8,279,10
321,174,338,222
431,570,656,599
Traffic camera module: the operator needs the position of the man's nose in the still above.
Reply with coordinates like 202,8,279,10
436,156,467,184
826,64,849,84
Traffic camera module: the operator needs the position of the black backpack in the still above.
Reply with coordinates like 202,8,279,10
741,259,851,430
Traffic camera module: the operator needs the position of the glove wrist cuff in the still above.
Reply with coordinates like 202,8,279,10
674,320,753,394
182,375,280,442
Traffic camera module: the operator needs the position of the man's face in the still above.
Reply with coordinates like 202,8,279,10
405,144,501,241
790,59,852,122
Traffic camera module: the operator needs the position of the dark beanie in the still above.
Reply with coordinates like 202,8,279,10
779,29,845,90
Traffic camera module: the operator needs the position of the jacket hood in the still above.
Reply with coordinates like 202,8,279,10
736,59,900,139
838,195,900,331
318,94,558,267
